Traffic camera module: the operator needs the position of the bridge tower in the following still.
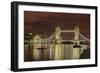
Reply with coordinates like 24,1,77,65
71,25,81,59
54,25,62,60
74,25,80,46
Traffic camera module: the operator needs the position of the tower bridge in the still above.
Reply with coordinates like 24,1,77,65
24,25,90,61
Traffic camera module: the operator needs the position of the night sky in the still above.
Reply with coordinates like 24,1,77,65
24,11,90,40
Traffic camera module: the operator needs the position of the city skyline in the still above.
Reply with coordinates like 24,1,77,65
24,11,90,62
24,11,90,40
